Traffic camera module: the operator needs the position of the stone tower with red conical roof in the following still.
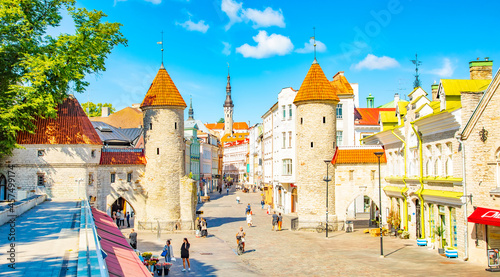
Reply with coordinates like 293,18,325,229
294,58,340,229
140,63,195,229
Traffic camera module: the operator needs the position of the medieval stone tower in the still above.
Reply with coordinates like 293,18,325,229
140,63,192,228
294,58,340,229
223,72,234,135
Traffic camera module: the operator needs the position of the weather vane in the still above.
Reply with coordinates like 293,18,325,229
411,53,422,88
311,27,317,60
157,31,164,65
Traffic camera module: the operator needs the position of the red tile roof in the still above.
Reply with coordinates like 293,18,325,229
90,107,143,129
355,108,396,125
140,66,187,108
205,123,225,130
294,61,340,104
16,97,102,145
92,208,150,277
100,149,146,165
331,147,386,164
233,122,249,130
330,72,353,95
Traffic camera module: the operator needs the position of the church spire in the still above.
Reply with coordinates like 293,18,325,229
224,64,234,108
188,97,194,120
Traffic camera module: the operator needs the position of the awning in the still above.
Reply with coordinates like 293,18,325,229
468,207,500,227
383,186,405,198
421,189,463,207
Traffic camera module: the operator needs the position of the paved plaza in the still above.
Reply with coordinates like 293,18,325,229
129,187,490,277
0,200,80,277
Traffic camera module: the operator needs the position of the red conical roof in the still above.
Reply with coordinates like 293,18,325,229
140,65,186,109
293,60,340,104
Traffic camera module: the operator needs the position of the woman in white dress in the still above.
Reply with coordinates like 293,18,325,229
246,211,252,227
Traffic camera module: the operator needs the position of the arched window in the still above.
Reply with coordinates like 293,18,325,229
426,159,432,177
0,174,6,201
434,158,441,177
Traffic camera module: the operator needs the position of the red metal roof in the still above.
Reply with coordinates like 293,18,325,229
331,147,386,164
355,108,396,125
91,208,150,277
100,149,146,165
16,97,102,145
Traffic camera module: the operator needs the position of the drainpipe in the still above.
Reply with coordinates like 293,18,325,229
391,129,409,230
411,123,425,239
456,134,468,261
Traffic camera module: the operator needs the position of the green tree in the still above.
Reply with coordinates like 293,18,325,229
82,102,116,117
0,0,127,157
217,118,225,123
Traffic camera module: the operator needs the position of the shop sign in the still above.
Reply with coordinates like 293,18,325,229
482,211,500,219
488,249,500,267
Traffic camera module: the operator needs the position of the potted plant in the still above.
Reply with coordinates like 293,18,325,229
434,226,445,254
142,252,153,260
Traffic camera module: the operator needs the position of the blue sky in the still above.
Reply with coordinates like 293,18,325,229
61,0,500,125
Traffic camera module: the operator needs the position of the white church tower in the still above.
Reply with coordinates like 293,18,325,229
223,71,234,135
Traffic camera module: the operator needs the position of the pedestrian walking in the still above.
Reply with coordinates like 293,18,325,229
129,229,137,249
246,211,252,227
162,239,175,263
181,238,191,272
272,211,278,231
278,213,283,231
112,211,117,225
120,211,125,228
261,200,265,209
267,204,271,215
126,212,130,228
236,196,240,204
201,218,208,237
219,187,222,195
116,210,122,227
226,187,229,195
245,203,251,215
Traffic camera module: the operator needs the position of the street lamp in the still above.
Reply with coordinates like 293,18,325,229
374,151,384,257
323,159,332,238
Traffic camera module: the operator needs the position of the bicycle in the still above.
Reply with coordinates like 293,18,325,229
236,236,245,255
315,222,333,233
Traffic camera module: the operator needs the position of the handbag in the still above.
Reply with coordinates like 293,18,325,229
160,250,167,257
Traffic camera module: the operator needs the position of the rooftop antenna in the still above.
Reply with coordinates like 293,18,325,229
410,53,422,88
157,31,164,68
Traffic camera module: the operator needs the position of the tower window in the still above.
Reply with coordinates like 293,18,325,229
91,150,96,158
157,148,160,155
127,172,132,182
150,123,152,130
110,173,115,184
37,174,45,186
175,122,177,129
37,150,45,157
301,118,303,124
323,117,326,123
311,142,314,148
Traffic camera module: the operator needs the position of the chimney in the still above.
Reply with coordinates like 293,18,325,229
469,58,493,80
431,81,439,101
394,93,399,108
102,106,109,117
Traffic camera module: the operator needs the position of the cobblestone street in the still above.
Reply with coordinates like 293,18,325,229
132,187,490,276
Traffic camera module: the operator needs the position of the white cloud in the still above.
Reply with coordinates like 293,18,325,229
221,0,285,30
221,0,243,30
242,7,285,28
222,42,231,56
176,19,209,33
352,54,399,70
236,31,293,59
144,0,162,4
295,38,326,54
428,58,455,77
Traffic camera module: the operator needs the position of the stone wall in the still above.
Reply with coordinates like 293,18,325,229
142,106,186,224
463,78,500,265
334,163,388,222
296,102,337,228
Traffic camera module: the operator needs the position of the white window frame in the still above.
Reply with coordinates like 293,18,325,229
282,159,292,176
336,104,343,119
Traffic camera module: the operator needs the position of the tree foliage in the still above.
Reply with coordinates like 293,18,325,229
0,0,127,158
217,118,225,123
82,102,115,117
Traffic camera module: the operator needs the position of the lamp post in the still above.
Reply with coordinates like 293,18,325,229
323,159,332,238
374,151,384,257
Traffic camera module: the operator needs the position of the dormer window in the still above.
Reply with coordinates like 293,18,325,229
91,150,96,158
37,150,45,157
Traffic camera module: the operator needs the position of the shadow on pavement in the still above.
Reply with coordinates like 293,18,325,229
204,216,246,228
165,258,217,277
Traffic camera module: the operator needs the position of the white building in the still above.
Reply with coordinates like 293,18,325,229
248,123,263,187
262,103,277,205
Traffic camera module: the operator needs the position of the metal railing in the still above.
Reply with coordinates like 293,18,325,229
77,200,109,277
